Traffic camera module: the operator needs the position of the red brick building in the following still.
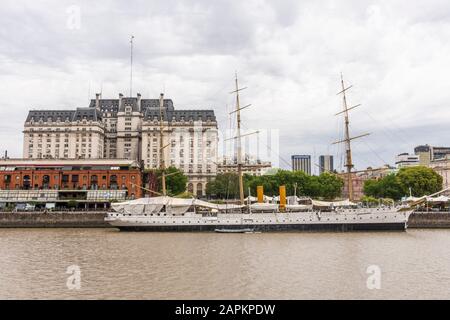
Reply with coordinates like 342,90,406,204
0,159,143,198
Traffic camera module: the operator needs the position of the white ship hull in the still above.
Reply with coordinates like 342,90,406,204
105,208,413,232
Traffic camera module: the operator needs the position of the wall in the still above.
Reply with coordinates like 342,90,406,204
0,212,109,228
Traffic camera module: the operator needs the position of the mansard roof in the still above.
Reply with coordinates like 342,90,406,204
88,97,175,113
88,99,119,113
141,99,174,111
26,110,76,123
143,109,216,122
72,108,102,121
26,95,216,124
26,108,101,123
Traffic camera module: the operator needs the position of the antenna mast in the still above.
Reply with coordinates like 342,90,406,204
130,35,134,97
333,74,370,201
159,93,167,196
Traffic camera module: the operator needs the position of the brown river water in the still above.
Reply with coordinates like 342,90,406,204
0,228,449,299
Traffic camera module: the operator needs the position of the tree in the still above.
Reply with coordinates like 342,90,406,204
360,195,379,206
363,174,405,200
317,172,344,200
397,166,443,197
363,166,443,200
206,173,240,199
155,166,188,196
241,170,343,200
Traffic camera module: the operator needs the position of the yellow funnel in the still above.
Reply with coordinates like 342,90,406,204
257,186,264,203
279,185,286,211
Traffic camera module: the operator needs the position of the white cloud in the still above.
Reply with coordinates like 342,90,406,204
0,0,450,172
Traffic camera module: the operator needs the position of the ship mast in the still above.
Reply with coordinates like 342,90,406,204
234,74,245,205
226,73,259,205
159,93,167,196
333,74,370,201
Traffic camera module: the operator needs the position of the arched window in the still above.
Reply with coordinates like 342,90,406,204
90,175,98,190
23,175,31,190
42,175,50,189
196,183,203,197
188,183,194,193
110,175,118,190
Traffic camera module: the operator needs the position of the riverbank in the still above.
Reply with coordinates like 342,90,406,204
0,211,108,228
408,212,450,228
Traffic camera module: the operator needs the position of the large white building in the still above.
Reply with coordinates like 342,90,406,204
217,155,272,176
395,153,419,168
23,93,218,196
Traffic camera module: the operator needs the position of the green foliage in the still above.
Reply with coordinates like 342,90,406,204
397,166,443,197
360,195,379,205
363,174,405,200
316,172,345,199
205,173,240,199
156,166,188,196
363,166,443,200
360,195,395,206
206,170,344,200
176,191,194,199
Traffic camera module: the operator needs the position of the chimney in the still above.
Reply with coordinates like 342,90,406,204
137,93,141,111
119,93,123,108
95,93,101,111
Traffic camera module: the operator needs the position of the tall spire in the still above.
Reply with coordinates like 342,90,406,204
130,35,134,97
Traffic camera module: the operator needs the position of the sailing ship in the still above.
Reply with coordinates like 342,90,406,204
105,74,413,232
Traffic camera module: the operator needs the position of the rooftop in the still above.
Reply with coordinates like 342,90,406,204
0,158,140,168
25,94,216,123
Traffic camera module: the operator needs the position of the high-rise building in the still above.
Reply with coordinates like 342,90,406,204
22,93,218,196
414,144,450,165
414,145,431,166
291,155,311,175
319,155,334,174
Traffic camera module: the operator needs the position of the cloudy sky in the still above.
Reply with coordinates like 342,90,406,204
1,0,450,172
